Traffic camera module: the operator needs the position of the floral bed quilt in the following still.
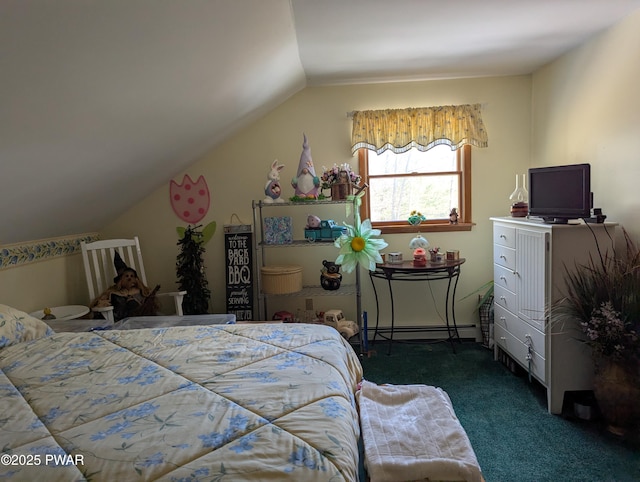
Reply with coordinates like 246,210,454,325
0,323,363,481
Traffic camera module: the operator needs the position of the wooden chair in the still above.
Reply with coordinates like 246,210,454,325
81,237,185,323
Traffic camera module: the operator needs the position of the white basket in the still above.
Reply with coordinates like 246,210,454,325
261,265,303,294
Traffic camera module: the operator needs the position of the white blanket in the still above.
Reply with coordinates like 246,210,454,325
358,380,483,482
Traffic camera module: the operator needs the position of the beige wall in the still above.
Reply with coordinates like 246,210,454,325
0,251,88,313
101,75,532,330
532,9,640,241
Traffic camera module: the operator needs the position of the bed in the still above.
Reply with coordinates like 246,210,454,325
0,305,363,481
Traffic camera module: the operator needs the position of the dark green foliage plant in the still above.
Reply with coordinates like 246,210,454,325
176,225,211,315
462,280,494,312
556,228,640,362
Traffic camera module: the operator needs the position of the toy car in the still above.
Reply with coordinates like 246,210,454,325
304,219,347,242
272,310,294,323
323,309,359,339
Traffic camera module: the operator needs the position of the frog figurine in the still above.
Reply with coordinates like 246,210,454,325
320,260,342,290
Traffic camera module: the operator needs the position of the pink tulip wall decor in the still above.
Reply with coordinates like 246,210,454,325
170,174,210,224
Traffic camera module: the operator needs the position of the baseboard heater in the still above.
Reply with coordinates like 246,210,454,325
364,324,478,341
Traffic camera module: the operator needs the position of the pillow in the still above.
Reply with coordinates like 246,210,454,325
0,304,55,348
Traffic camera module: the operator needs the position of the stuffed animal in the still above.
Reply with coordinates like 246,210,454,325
264,159,285,203
291,134,320,199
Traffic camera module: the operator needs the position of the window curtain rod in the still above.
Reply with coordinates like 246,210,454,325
346,103,488,118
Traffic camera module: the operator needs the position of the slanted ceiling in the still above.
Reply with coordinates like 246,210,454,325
2,0,638,245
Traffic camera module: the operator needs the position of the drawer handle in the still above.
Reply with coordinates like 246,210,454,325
500,276,507,281
500,296,506,300
500,317,506,321
500,336,506,341
500,234,506,239
500,255,507,260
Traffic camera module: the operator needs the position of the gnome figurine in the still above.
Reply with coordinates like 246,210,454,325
291,133,320,199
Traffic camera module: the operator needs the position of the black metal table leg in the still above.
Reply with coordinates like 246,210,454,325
386,277,395,356
444,274,457,353
367,259,466,355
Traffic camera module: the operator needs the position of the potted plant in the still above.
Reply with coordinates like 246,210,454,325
320,163,362,200
176,224,213,315
554,228,640,437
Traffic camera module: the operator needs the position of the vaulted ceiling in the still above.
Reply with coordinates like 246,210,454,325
2,0,638,244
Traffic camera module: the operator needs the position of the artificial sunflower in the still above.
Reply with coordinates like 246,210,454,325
334,217,388,273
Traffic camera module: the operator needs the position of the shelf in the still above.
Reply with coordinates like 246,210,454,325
253,197,363,355
253,199,353,208
260,284,358,298
261,239,338,248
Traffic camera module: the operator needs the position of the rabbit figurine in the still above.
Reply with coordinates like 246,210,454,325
264,159,285,203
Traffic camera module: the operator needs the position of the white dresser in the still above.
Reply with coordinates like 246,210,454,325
491,217,616,414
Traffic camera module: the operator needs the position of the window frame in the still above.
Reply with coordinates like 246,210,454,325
357,144,473,234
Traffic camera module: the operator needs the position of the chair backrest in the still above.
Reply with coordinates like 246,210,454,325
81,237,148,301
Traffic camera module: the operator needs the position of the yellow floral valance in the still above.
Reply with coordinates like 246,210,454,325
350,104,488,154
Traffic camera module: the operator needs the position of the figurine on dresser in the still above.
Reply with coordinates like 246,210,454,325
264,159,285,203
291,133,320,199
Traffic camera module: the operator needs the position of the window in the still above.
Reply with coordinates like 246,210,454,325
358,144,472,234
350,104,486,233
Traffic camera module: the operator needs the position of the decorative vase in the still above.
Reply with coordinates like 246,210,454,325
331,183,351,200
593,356,640,437
509,174,528,203
331,174,352,200
509,174,529,217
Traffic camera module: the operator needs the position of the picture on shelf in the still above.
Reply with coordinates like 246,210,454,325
263,216,293,244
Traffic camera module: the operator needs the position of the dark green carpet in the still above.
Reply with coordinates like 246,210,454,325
360,341,640,482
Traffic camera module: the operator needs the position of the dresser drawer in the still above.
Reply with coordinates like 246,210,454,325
493,244,516,271
495,323,546,383
494,304,546,359
494,284,516,313
494,264,516,292
493,224,516,248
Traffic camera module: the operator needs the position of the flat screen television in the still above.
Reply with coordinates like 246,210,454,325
528,163,591,224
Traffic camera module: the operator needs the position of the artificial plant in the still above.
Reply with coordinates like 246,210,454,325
176,224,215,314
333,190,387,272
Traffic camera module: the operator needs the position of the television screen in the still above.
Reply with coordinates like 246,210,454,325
528,163,591,223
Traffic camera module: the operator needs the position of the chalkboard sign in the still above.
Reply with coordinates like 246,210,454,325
224,224,254,321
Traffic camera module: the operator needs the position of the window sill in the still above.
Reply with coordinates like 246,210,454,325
375,222,474,235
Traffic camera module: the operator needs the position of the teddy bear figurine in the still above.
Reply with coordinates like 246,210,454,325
320,259,342,290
